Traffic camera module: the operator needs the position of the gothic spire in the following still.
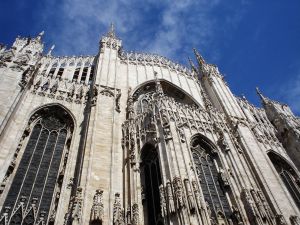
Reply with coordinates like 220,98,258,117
256,87,268,105
193,48,205,68
107,23,116,38
188,57,197,73
47,45,55,56
37,31,44,41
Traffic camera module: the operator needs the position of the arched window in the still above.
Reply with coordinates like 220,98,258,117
140,143,163,225
0,105,74,224
268,151,300,208
191,135,231,224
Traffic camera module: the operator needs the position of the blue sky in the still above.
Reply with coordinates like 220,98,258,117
1,0,300,114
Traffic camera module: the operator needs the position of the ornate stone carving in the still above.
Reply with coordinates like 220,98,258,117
99,85,114,97
217,131,230,152
127,88,134,120
71,187,83,223
276,214,287,225
177,123,186,143
141,185,146,202
162,121,172,141
67,178,74,189
191,180,205,212
37,211,46,225
91,84,98,106
119,50,193,78
250,189,269,221
205,201,213,222
242,188,264,225
90,189,104,223
173,177,185,210
159,185,167,218
131,203,139,225
232,206,243,225
290,215,300,225
218,169,230,189
115,89,121,112
113,193,124,225
183,179,195,213
19,65,34,88
166,180,176,214
257,190,275,221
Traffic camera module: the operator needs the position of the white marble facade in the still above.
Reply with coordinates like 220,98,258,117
0,28,299,225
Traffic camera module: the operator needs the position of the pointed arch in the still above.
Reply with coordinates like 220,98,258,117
28,103,76,127
0,104,75,224
190,134,232,223
131,79,201,107
267,150,300,208
10,205,23,225
23,207,35,225
0,215,7,225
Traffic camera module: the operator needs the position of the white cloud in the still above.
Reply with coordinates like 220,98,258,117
38,0,247,63
279,72,300,114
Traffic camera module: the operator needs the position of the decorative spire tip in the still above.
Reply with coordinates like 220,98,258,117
47,44,55,56
255,87,267,104
193,48,205,66
107,22,116,38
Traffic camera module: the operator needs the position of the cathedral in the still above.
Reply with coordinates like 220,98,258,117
0,26,299,225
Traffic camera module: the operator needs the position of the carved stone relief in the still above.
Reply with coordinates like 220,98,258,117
113,193,124,225
90,189,104,223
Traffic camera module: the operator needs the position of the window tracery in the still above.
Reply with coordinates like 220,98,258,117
0,105,74,225
191,135,231,224
268,151,300,208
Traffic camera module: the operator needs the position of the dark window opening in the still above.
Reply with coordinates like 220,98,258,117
0,106,74,224
140,144,163,225
73,68,80,81
191,135,231,222
81,67,88,82
48,68,56,77
89,67,94,84
56,68,64,79
90,220,102,225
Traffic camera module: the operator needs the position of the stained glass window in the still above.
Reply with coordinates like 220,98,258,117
191,135,231,223
0,106,73,224
268,151,300,208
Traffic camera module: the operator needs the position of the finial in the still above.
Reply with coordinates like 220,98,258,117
47,45,55,56
188,57,197,73
193,48,205,67
256,87,267,104
37,31,44,41
107,23,116,38
242,94,247,101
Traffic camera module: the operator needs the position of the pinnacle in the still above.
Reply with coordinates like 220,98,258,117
47,45,55,56
107,22,116,38
193,48,205,67
255,87,268,104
